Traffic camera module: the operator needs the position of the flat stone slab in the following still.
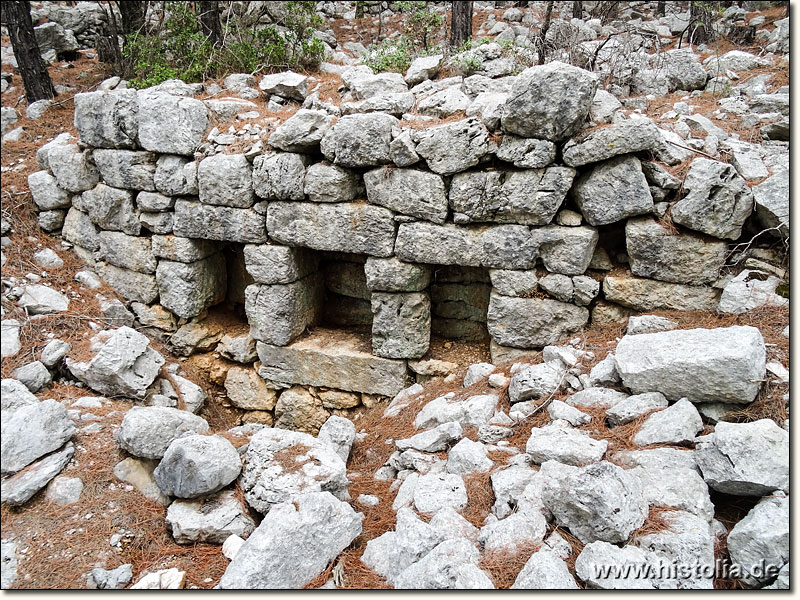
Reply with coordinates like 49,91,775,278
257,329,408,397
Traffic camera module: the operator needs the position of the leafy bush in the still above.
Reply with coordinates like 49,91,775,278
122,1,325,89
361,38,415,74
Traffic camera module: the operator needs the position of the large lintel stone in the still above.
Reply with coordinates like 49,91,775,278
487,292,589,348
174,199,267,243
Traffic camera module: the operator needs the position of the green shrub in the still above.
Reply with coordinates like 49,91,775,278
122,1,326,89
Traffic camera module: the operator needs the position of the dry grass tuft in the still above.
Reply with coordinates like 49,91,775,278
479,542,540,589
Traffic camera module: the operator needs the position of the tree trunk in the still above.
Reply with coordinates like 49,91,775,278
573,1,583,19
117,0,146,35
657,1,666,16
3,0,55,103
355,1,365,18
537,0,553,65
514,1,529,6
199,0,221,46
449,1,473,49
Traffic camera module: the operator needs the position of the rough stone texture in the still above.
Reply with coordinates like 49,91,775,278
364,167,447,223
173,199,267,243
496,136,557,169
85,564,134,590
1,378,38,412
487,293,589,348
614,326,766,404
244,244,317,285
251,152,306,201
563,119,662,166
224,367,277,410
267,202,396,257
392,538,494,589
413,472,468,514
28,170,70,210
671,158,753,240
633,399,703,446
752,167,788,236
413,118,489,176
198,153,255,208
319,112,397,167
572,156,653,226
512,548,579,589
112,457,170,505
62,208,100,251
156,254,227,318
718,269,788,314
116,406,209,460
303,161,361,203
447,438,493,475
449,168,575,226
47,144,99,193
727,495,789,586
529,225,598,274
73,90,138,149
1,443,74,505
502,62,597,141
166,490,256,544
219,492,362,589
155,155,198,196
575,541,656,589
397,422,462,453
507,360,566,404
80,183,140,235
625,217,727,285
627,315,678,335
97,263,158,304
245,276,323,346
541,460,648,544
0,396,74,475
414,393,498,430
695,419,788,496
154,434,241,498
151,235,217,263
137,92,208,155
98,231,156,273
259,71,308,101
364,257,431,292
93,149,156,191
603,274,720,312
526,425,607,466
240,428,348,514
606,392,668,427
478,509,548,553
317,415,356,463
371,292,431,359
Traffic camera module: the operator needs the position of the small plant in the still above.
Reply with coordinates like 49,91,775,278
396,1,444,52
362,37,414,73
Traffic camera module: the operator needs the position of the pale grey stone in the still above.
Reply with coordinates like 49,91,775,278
603,274,720,312
413,118,489,175
244,244,317,284
137,92,208,155
548,400,591,426
28,170,70,210
154,155,198,196
97,263,158,303
393,537,495,589
572,155,653,226
11,361,51,393
80,183,139,235
405,54,443,85
259,71,308,101
463,362,495,387
563,119,662,166
245,276,323,346
526,425,607,466
1,443,74,505
135,191,173,212
154,434,241,498
496,135,557,168
507,360,566,403
317,415,356,464
606,392,668,426
364,257,430,292
718,269,788,314
151,235,217,263
156,254,227,319
62,208,100,251
397,422,462,453
727,495,788,586
627,315,678,335
219,492,362,589
341,92,415,117
320,112,396,166
93,149,156,191
1,378,38,412
85,564,134,590
479,509,548,553
270,109,334,152
173,199,267,243
614,326,765,404
252,152,308,201
303,161,361,202
529,225,598,274
364,167,447,223
73,89,138,148
98,231,155,273
488,294,589,348
752,167,788,236
575,541,656,589
371,292,430,359
0,400,75,475
116,406,209,460
446,438,493,475
37,209,66,232
589,89,622,124
413,472,468,514
44,475,83,505
198,153,255,208
634,399,703,446
17,284,69,315
512,548,579,589
414,393,498,430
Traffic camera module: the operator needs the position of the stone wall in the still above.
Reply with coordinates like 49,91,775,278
30,62,767,411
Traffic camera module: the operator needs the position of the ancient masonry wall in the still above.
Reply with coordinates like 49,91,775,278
29,68,759,418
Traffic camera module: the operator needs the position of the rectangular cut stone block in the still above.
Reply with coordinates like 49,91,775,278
136,191,174,212
395,222,536,269
614,326,766,404
98,231,156,274
156,253,227,319
244,244,318,284
93,149,156,191
152,235,219,263
267,202,396,257
324,262,370,300
489,269,538,297
80,184,140,235
487,292,589,348
139,212,173,234
364,257,431,292
363,167,448,224
155,155,198,196
603,274,720,312
449,168,575,226
137,92,209,156
371,292,431,359
256,332,408,396
173,200,267,243
198,153,256,208
245,275,323,346
97,262,158,304
62,207,99,251
73,90,139,149
252,152,309,201
529,225,598,275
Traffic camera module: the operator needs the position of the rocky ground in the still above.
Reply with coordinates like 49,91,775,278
0,0,791,590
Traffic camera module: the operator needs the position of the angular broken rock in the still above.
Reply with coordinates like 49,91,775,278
512,548,579,589
219,492,362,589
240,427,348,514
508,360,566,404
1,399,75,475
575,541,656,589
392,538,494,589
1,443,74,505
606,392,668,427
633,399,703,446
413,472,468,515
154,434,241,498
166,490,256,544
526,425,607,466
116,406,210,460
478,509,547,554
397,422,462,453
695,419,788,496
726,495,789,587
317,415,356,464
614,326,766,404
66,327,165,400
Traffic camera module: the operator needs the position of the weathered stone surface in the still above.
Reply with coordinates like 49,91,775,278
449,168,575,226
548,400,591,426
446,438,493,475
274,387,330,434
397,422,462,453
405,54,443,85
173,199,267,243
614,326,766,404
252,152,307,201
151,235,216,263
418,86,471,118
167,490,255,544
219,492,362,589
341,92,415,117
257,332,407,397
154,435,241,498
413,472,468,514
16,284,70,315
727,495,788,586
1,378,38,412
303,161,361,203
73,90,138,149
512,548,579,589
489,269,538,298
97,231,156,274
572,156,653,226
530,225,598,275
28,170,70,210
1,443,74,505
603,274,720,312
320,113,397,167
85,564,134,590
0,399,75,475
137,92,208,155
718,269,788,314
267,202,396,257
224,366,277,410
259,70,308,101
156,254,227,319
413,118,489,175
627,315,678,336
487,293,589,348
116,406,209,460
66,327,164,399
317,415,356,464
478,509,548,554
414,393,498,430
11,361,51,393
496,135,557,169
245,276,323,346
575,541,656,589
626,217,727,285
395,222,536,269
347,70,408,99
696,419,788,496
501,62,597,141
371,292,431,359
393,538,494,589
634,399,703,446
526,425,607,466
507,360,566,404
540,460,648,544
62,207,99,251
93,149,156,191
752,167,788,236
364,257,430,292
80,183,140,235
243,244,317,285
197,153,254,208
241,428,348,513
136,191,174,213
154,154,198,196
47,144,99,193
671,158,753,240
364,167,447,223
1,323,22,360
96,263,158,303
606,392,668,427
563,119,662,167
